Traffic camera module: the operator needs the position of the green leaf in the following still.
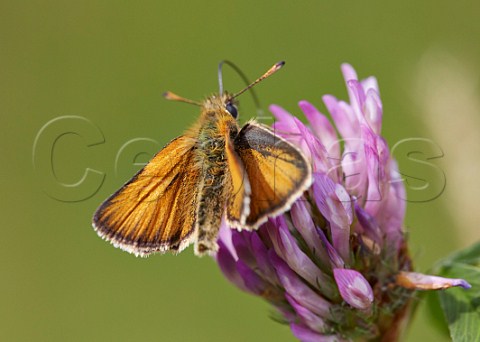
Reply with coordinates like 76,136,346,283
425,290,450,336
434,241,480,270
434,241,480,342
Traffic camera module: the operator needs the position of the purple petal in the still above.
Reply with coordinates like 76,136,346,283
266,217,332,295
270,251,333,317
325,222,350,265
354,202,382,248
250,232,279,284
218,219,238,259
333,268,374,310
312,173,353,224
312,173,352,262
341,140,368,198
364,88,383,134
323,95,359,141
270,104,298,129
276,307,297,322
290,201,331,268
347,79,366,117
396,272,472,290
316,227,344,269
361,76,379,94
231,230,256,267
285,293,327,332
361,126,385,216
299,100,341,164
269,106,308,149
371,159,406,252
341,63,358,82
291,324,341,342
236,260,268,295
323,96,367,198
301,127,332,174
216,240,248,292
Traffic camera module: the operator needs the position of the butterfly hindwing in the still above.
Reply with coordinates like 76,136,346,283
231,121,312,228
92,136,200,256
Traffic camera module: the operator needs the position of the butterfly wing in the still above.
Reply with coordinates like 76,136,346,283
224,132,251,228
231,121,312,229
92,136,200,256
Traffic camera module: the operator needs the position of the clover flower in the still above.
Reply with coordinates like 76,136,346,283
215,64,470,341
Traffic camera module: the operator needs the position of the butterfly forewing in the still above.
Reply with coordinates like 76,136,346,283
93,136,200,256
231,122,312,228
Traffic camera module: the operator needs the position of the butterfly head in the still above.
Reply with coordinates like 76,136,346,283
201,93,239,119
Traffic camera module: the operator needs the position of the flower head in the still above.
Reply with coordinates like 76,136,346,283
215,64,470,341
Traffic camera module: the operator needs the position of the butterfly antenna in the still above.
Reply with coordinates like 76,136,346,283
163,91,201,106
232,61,285,99
218,61,261,112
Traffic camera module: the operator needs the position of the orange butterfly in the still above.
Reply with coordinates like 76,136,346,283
92,62,312,256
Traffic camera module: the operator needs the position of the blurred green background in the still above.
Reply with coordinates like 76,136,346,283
2,1,479,341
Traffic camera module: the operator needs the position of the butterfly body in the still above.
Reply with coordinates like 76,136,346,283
189,94,240,254
92,62,312,257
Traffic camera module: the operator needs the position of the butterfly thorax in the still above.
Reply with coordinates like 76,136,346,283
195,94,240,177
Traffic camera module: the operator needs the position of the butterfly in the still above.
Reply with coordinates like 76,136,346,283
92,61,312,256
